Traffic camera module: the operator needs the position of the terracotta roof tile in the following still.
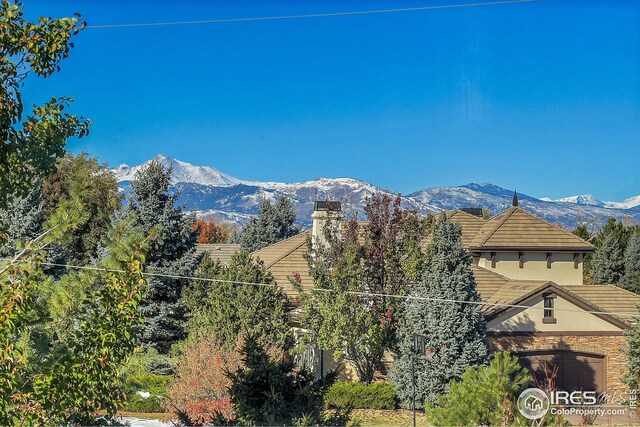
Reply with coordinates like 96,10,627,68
468,207,595,251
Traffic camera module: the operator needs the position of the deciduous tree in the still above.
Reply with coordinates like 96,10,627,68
0,0,89,210
299,194,430,383
192,218,231,244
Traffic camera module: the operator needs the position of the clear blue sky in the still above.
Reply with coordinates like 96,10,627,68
23,0,640,201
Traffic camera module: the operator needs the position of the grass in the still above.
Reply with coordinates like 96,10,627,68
350,409,429,427
119,409,428,426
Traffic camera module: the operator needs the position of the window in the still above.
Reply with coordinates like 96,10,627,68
574,253,580,269
546,252,552,269
542,293,557,324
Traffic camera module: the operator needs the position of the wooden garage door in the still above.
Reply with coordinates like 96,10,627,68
517,351,605,393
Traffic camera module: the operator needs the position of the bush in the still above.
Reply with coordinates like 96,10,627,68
325,381,398,410
166,332,243,423
122,372,172,413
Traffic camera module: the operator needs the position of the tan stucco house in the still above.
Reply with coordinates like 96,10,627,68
200,201,640,396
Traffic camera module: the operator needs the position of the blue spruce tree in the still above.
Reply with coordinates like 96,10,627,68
126,161,199,353
389,215,488,407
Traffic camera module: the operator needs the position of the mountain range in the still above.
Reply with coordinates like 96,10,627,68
113,155,640,229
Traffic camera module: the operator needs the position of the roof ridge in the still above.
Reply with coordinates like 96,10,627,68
514,207,595,249
253,231,310,268
476,206,518,247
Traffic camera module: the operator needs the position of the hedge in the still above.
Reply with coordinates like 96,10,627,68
325,381,398,410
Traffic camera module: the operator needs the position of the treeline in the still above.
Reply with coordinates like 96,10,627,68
574,219,640,292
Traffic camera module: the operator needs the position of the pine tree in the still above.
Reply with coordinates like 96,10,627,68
621,234,640,294
223,336,348,426
389,215,489,408
237,196,301,252
42,153,121,265
125,161,199,353
183,251,291,349
590,232,626,285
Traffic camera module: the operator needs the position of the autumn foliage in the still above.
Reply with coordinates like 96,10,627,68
192,218,231,244
166,333,242,423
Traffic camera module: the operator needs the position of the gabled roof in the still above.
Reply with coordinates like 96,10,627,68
195,243,241,265
479,274,640,328
468,207,595,252
252,231,313,299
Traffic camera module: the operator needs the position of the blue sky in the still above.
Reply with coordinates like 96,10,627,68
23,0,640,201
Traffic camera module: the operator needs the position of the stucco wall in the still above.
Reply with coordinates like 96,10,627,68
488,334,628,398
487,295,622,333
478,251,584,285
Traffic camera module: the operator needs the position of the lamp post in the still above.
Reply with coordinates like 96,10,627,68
412,334,435,427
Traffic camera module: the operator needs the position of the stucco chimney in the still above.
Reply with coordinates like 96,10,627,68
311,201,342,247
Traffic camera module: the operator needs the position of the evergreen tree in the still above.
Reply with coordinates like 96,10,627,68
42,153,121,265
624,312,640,390
126,161,199,353
389,215,488,408
590,232,626,285
222,336,349,426
621,234,640,294
0,180,45,258
427,352,530,426
183,251,291,348
237,196,301,252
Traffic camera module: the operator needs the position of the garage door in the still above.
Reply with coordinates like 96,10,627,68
517,350,605,393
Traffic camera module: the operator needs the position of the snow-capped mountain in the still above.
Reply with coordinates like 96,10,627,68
540,194,604,207
113,154,246,187
112,156,640,229
540,193,640,210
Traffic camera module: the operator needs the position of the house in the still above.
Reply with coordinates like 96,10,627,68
250,200,640,396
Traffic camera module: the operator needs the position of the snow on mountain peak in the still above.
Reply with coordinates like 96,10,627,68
111,155,243,187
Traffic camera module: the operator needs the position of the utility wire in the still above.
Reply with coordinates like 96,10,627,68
86,0,537,29
2,257,635,319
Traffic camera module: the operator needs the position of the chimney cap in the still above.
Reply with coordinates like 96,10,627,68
313,201,341,212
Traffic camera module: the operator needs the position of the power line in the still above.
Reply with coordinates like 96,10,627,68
2,257,636,320
86,0,537,29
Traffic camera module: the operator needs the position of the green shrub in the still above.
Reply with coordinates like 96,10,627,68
122,372,172,413
325,381,398,410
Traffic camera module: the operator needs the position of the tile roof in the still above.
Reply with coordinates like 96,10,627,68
468,207,595,252
472,265,640,326
195,243,240,265
252,231,313,300
446,210,487,248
